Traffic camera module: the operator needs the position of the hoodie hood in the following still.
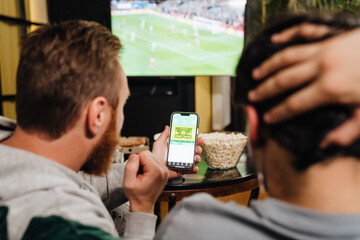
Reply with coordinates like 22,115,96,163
0,116,15,141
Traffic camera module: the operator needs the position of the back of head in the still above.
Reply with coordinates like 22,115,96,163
16,20,122,139
234,14,360,171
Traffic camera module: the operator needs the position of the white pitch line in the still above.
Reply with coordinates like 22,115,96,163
121,29,200,60
197,51,241,61
120,28,240,61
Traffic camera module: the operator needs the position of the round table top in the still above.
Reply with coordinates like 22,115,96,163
164,149,257,191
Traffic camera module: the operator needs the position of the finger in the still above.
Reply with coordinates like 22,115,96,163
139,151,169,185
195,155,201,163
178,165,199,175
252,42,320,80
168,169,181,179
196,136,204,145
124,154,140,182
271,23,331,44
271,24,306,43
195,145,202,155
249,60,319,102
138,151,160,172
320,108,360,147
263,82,331,123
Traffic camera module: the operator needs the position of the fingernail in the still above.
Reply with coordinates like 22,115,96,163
248,91,256,101
271,34,279,42
263,113,272,123
252,69,261,79
320,134,334,149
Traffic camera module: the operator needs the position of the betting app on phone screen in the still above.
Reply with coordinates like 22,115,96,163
167,113,198,168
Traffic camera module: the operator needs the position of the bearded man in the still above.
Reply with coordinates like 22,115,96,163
0,20,202,240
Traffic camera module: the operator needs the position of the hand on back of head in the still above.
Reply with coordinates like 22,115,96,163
248,23,360,147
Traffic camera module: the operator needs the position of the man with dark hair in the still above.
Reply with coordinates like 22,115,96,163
249,20,360,147
155,14,360,239
0,20,201,239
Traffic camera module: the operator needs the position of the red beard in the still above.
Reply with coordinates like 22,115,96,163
80,111,119,176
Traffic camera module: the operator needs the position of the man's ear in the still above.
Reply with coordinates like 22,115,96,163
246,105,260,148
86,97,109,137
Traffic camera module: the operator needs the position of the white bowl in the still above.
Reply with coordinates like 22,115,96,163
199,132,247,170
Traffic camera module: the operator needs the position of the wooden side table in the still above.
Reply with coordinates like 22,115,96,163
156,154,259,223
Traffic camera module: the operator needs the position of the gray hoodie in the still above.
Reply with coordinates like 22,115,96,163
0,116,156,239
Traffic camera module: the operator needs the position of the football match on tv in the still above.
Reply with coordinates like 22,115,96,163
111,0,245,76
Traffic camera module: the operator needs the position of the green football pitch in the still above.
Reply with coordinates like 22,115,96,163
112,14,244,76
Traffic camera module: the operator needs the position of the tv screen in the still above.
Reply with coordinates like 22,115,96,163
111,0,246,76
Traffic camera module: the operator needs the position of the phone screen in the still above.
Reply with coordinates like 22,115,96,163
167,112,198,169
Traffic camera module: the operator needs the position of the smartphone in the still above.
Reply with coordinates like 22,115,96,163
166,112,199,171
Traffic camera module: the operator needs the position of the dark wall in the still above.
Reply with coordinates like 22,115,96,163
122,77,195,141
47,0,111,29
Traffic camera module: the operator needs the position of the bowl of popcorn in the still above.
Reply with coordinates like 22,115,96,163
198,132,247,170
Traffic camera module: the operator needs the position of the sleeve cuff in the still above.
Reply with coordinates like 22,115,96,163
124,212,157,240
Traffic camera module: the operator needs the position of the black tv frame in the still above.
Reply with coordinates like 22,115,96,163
47,0,111,30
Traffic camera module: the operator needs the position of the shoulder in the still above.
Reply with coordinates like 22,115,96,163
0,151,118,238
176,193,253,217
7,185,117,238
156,193,264,240
50,186,118,236
22,215,123,240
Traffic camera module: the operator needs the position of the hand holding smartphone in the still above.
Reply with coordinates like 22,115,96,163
166,112,199,171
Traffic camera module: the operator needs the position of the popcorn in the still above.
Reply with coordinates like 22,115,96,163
199,132,247,169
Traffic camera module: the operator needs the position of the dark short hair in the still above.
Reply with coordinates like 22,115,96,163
234,14,360,171
16,20,122,139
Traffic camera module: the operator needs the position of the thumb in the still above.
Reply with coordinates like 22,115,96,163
157,126,170,144
152,126,170,159
125,154,140,183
